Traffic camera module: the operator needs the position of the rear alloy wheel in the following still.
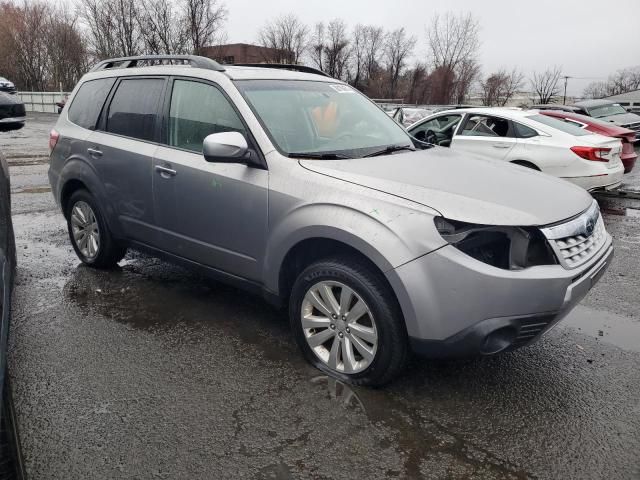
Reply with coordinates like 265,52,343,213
70,201,100,260
66,189,126,268
290,257,408,386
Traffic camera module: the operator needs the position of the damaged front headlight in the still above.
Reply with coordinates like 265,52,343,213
434,217,557,270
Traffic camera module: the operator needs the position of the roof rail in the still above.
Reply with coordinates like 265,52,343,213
231,63,330,78
90,55,225,72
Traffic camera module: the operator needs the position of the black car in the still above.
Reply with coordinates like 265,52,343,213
0,79,15,95
0,94,25,132
0,144,23,478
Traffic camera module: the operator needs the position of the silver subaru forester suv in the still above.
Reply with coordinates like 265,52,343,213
48,55,613,386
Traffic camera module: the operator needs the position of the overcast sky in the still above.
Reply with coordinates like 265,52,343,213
225,0,639,96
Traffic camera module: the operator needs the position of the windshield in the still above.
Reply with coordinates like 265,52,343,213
589,103,627,118
235,80,412,157
527,114,590,136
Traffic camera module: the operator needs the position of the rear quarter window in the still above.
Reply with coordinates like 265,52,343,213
68,78,116,130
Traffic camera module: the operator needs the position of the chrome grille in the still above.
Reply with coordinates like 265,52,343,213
541,201,608,269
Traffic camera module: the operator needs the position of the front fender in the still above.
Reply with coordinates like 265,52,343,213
263,202,445,294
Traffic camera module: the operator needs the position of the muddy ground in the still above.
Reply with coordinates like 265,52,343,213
2,113,640,479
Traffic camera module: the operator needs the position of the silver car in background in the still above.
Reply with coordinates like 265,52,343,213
48,56,613,385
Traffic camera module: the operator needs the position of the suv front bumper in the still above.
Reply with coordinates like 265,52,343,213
387,236,613,358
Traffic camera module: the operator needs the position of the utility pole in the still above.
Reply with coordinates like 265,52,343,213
562,75,571,105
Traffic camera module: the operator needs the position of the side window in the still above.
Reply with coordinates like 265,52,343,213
410,115,461,136
513,121,538,138
68,78,116,130
168,80,246,153
106,78,164,142
461,115,512,138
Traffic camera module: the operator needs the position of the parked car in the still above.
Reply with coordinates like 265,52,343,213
390,107,433,126
0,147,22,479
56,94,69,114
0,78,16,95
49,56,613,385
407,107,625,191
0,93,26,131
571,99,640,140
532,104,581,113
540,109,637,173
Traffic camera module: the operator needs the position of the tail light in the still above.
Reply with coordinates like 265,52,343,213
570,146,610,162
49,129,59,154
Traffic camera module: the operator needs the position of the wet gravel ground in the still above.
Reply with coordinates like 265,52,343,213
3,114,640,479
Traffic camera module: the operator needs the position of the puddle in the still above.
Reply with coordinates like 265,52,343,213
12,185,51,194
559,305,640,352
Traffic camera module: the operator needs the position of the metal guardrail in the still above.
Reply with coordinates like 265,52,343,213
16,91,69,113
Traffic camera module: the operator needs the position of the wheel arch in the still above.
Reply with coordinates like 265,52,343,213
510,159,541,171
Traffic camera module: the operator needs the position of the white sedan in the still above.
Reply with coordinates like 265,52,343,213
407,107,624,191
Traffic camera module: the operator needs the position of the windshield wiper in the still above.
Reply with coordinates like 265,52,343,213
288,152,352,160
363,145,415,158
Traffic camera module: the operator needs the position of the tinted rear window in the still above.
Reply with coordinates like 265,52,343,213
106,78,164,141
68,78,116,130
527,114,589,136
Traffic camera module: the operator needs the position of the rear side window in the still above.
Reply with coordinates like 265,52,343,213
167,79,245,152
106,78,164,142
527,114,589,136
68,78,115,130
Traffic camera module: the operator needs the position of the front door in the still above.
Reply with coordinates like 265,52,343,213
451,114,517,161
152,78,268,281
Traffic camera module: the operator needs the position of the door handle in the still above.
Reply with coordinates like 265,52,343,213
155,165,177,178
492,143,510,149
87,147,102,157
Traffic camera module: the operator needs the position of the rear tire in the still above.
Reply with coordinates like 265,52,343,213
66,189,126,268
289,256,408,387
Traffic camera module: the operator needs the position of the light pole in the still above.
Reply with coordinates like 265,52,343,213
562,75,571,105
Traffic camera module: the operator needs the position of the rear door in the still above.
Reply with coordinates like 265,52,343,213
151,77,268,281
451,114,517,161
88,76,166,242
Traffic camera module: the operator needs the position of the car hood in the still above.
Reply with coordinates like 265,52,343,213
596,112,640,126
299,148,592,226
0,93,21,106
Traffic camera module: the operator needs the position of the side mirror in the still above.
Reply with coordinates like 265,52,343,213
203,132,249,163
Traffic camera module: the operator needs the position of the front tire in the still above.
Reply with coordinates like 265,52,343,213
66,189,126,268
289,256,408,386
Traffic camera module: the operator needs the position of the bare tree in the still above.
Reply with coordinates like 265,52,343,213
258,14,308,64
309,22,325,71
349,24,366,89
583,81,609,99
480,68,524,106
139,0,189,54
363,26,385,83
183,0,227,54
384,27,416,97
426,12,480,103
530,66,562,104
80,0,139,59
0,0,88,90
47,5,87,90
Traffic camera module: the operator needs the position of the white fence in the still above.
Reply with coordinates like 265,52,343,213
17,91,70,113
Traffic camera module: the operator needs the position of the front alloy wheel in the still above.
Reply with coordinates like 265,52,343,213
302,281,378,374
290,256,408,386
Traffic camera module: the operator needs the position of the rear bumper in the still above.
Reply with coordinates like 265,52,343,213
562,163,624,191
621,151,637,174
0,117,25,124
387,235,614,359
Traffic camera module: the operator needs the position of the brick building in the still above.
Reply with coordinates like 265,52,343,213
201,43,284,65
